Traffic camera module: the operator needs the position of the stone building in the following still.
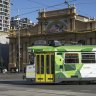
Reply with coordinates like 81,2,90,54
8,6,96,71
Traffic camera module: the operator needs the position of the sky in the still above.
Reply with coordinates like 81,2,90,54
11,0,96,23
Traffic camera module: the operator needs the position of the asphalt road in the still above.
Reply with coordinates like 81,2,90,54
0,80,96,96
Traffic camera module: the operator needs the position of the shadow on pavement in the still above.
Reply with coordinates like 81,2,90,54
0,80,96,85
0,80,96,94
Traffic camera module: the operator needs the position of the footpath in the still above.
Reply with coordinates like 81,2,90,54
0,73,24,81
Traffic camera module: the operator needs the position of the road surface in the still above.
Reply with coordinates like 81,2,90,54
0,80,96,96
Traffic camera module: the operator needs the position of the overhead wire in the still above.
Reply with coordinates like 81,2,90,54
27,0,49,7
76,1,96,5
15,2,66,16
11,0,76,17
75,1,96,18
44,2,65,9
11,0,96,17
18,10,39,16
17,0,76,16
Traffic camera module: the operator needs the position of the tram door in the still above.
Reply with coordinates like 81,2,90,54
36,53,54,83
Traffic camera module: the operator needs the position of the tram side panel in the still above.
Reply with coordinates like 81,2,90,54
55,51,96,83
80,51,96,80
25,52,36,82
26,64,35,81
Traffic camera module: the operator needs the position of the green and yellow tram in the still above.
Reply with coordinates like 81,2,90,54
25,45,96,83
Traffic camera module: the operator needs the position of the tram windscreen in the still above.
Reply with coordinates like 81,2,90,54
41,55,44,74
29,53,34,64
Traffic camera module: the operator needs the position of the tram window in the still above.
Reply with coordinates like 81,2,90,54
46,55,50,74
65,53,79,63
29,53,34,64
37,55,40,74
82,53,95,63
41,55,44,74
51,55,54,74
57,53,62,55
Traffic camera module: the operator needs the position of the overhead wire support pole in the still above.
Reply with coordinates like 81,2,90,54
64,0,71,8
17,9,20,73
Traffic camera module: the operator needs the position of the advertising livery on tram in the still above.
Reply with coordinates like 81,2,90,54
25,40,96,83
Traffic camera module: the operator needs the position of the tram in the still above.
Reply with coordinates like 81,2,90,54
25,44,96,83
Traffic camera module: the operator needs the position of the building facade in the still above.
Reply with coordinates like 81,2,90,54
10,17,33,30
0,0,10,32
0,0,10,71
8,6,96,71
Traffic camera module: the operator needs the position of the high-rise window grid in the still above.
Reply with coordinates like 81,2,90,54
0,0,10,32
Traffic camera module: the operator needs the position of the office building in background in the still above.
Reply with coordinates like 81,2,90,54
0,0,10,71
0,0,10,32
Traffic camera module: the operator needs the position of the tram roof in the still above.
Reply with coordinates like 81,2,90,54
56,45,96,52
28,45,96,52
28,46,55,52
